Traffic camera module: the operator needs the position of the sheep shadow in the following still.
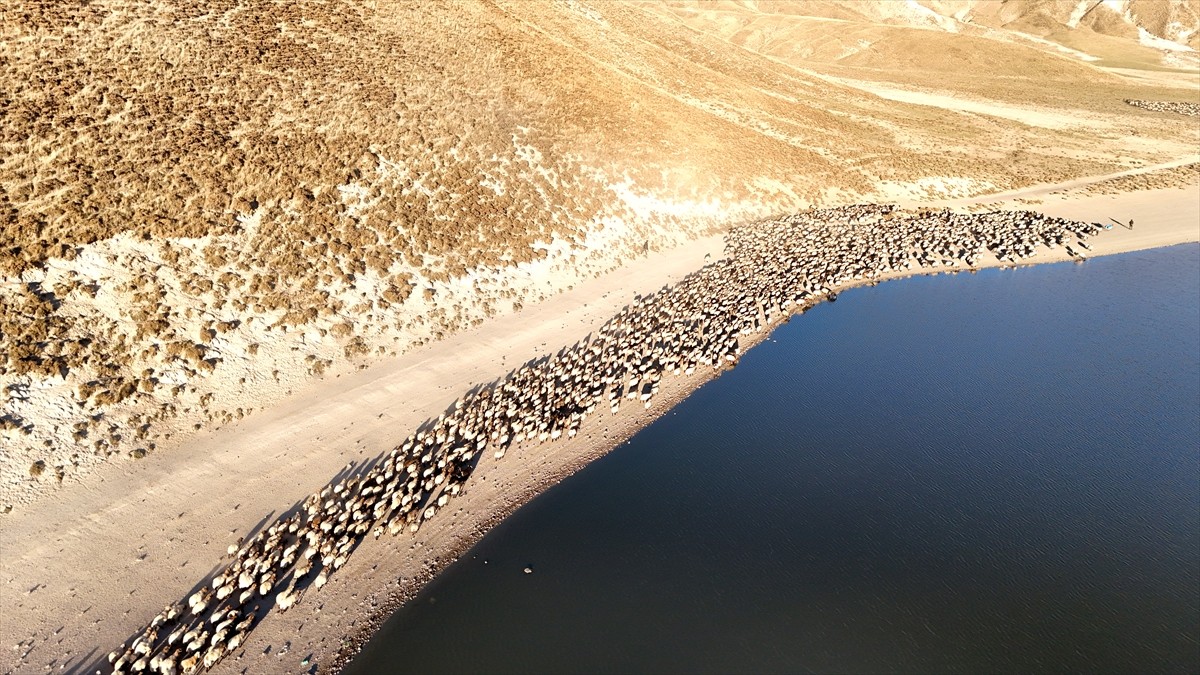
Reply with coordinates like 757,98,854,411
85,260,711,674
86,454,387,675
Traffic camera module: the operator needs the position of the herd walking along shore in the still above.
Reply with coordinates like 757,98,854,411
104,204,1110,675
1124,99,1200,116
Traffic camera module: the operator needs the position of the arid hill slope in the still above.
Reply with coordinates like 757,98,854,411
1,0,1196,509
650,1,1200,97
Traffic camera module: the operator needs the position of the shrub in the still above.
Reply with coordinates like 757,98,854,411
344,337,370,358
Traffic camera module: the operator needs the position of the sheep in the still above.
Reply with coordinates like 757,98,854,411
110,203,1113,675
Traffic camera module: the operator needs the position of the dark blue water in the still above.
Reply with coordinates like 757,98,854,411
347,245,1200,675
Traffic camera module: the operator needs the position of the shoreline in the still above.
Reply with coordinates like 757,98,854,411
1,173,1197,675
331,188,1200,672
333,240,1200,673
319,178,1200,675
328,361,718,673
206,186,1200,675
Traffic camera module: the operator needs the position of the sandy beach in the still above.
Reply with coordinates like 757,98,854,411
1,161,1196,675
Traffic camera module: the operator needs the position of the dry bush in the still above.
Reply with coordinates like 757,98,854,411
91,379,138,407
166,341,207,364
2,0,1189,473
1,413,27,433
343,337,370,359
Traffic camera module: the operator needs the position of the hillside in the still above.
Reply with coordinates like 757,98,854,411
1,0,1197,509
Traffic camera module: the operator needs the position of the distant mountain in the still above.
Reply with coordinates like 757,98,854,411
940,0,1199,50
653,1,1198,68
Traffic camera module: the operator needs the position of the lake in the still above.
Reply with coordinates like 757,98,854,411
346,244,1200,674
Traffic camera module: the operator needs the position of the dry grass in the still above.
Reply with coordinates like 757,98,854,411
1060,161,1200,195
0,0,1196,505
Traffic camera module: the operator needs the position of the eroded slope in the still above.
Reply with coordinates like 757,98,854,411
1,0,1195,508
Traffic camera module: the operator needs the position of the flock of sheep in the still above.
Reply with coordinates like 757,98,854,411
1124,98,1200,117
104,204,1106,674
